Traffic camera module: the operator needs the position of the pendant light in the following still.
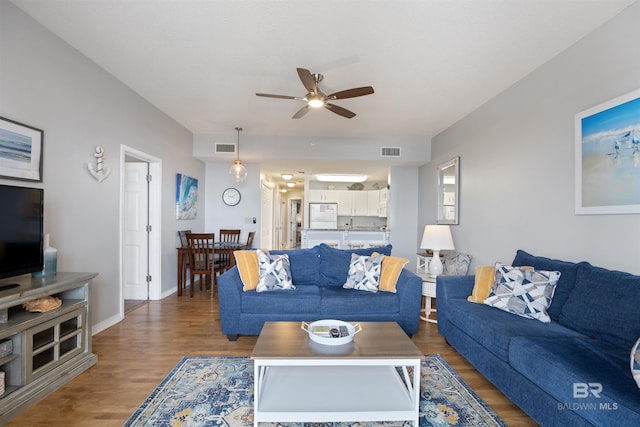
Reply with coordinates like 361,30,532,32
229,126,247,183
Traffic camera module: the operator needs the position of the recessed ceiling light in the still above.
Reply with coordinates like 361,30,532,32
316,174,367,183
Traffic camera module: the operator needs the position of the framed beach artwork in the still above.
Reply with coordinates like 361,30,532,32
176,173,198,220
575,89,640,214
0,117,43,182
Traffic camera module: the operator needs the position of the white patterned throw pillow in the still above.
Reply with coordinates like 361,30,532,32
632,337,640,389
255,249,294,292
484,263,560,323
343,253,383,293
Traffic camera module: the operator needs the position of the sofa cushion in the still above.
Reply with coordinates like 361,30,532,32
256,249,294,292
559,263,640,350
512,249,586,320
509,336,640,426
270,247,320,286
483,263,560,323
318,243,392,286
467,265,496,303
234,250,259,291
446,298,586,362
375,254,409,293
242,285,321,314
320,287,399,315
343,253,383,292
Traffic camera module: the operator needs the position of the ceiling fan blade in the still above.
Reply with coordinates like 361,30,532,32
297,68,317,93
328,86,375,100
256,93,298,100
292,105,311,119
325,103,356,119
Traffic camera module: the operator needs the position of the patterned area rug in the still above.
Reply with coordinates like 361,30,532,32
124,355,506,427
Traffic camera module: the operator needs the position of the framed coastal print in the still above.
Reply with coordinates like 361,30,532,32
575,89,640,214
175,173,198,219
0,117,43,182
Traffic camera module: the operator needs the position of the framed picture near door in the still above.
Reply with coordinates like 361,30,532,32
0,117,43,182
575,88,640,214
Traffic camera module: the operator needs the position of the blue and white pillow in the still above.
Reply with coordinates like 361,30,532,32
343,253,383,293
256,249,294,292
484,263,560,323
632,337,640,389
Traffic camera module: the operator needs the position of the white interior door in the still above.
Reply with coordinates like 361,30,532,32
124,162,149,300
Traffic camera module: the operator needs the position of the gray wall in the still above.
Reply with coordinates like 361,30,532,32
0,2,205,331
420,2,640,274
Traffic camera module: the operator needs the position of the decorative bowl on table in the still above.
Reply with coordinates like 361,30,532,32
301,319,361,346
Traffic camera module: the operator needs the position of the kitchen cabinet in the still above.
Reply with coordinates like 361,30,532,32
378,188,389,218
367,190,380,216
308,190,338,203
337,191,368,216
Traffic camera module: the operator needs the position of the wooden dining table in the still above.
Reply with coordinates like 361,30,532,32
177,241,245,296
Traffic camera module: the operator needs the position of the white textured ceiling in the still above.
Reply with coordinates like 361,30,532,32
9,0,637,182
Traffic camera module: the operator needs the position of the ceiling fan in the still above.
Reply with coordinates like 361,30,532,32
256,68,374,119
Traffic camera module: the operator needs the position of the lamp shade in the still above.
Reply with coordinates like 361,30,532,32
420,225,454,251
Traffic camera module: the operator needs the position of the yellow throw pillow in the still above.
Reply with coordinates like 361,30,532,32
468,264,534,303
467,266,496,303
233,250,259,291
373,252,409,293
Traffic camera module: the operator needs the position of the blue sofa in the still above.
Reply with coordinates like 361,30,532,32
437,249,640,426
218,243,422,340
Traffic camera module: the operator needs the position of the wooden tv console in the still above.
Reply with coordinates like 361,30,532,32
0,272,98,423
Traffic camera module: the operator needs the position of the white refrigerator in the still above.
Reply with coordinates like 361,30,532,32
309,203,338,229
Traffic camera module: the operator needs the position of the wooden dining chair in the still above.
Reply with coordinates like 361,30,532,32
245,231,255,248
177,230,191,295
185,232,223,297
218,229,241,272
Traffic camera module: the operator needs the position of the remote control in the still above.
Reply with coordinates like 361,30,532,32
330,328,340,338
339,325,349,337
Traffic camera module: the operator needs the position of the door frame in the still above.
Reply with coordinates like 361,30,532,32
119,145,162,319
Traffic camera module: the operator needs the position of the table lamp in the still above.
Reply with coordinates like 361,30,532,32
420,225,455,277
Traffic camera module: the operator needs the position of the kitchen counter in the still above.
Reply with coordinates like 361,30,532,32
300,228,390,249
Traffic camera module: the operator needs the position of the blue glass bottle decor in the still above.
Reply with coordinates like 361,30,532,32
33,234,57,278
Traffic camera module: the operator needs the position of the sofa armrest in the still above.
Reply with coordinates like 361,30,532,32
436,274,475,337
436,274,475,300
218,266,244,335
394,268,423,335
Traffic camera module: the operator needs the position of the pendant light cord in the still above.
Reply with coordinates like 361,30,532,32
235,127,242,162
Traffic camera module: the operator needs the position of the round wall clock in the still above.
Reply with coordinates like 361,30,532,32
222,187,241,206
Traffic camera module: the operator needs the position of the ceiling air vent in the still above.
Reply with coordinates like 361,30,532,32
380,147,401,157
215,143,236,154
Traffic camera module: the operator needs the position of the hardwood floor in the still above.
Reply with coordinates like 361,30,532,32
7,288,539,426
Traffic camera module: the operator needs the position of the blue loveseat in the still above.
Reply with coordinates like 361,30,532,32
218,243,422,340
437,249,640,426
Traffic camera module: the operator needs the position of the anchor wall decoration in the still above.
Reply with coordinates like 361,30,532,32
87,146,111,182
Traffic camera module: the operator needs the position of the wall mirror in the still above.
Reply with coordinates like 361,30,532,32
436,157,459,225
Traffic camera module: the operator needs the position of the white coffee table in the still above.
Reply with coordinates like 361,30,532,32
251,321,423,426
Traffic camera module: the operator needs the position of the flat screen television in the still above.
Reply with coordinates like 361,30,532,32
0,185,44,280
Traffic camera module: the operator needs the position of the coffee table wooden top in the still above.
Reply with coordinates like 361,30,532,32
251,321,423,359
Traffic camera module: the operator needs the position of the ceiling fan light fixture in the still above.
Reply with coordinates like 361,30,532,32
230,127,247,183
316,174,367,183
307,96,325,108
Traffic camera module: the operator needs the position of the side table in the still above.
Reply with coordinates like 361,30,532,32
416,254,437,324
